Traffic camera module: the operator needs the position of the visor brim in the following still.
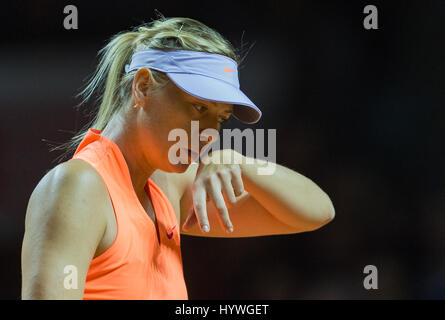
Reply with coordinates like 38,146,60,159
167,73,262,124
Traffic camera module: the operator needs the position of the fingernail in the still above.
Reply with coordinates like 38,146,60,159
228,226,233,233
202,224,209,232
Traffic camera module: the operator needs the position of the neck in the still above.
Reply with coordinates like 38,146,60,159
101,114,155,202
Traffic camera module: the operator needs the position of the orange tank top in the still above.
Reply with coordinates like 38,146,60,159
71,128,188,300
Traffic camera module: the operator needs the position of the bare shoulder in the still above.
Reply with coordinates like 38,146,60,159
26,158,110,237
29,159,108,205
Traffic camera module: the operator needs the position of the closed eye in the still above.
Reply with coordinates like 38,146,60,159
219,117,231,124
193,104,208,113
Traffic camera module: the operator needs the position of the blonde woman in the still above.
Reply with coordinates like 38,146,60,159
21,14,335,299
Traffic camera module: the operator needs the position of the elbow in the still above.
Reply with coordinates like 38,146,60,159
319,196,336,227
306,196,335,232
324,197,336,223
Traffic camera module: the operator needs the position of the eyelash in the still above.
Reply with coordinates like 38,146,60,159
194,104,208,112
193,104,230,124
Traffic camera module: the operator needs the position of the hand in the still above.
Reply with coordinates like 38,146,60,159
181,149,245,233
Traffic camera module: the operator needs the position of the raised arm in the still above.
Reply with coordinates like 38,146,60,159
180,149,335,237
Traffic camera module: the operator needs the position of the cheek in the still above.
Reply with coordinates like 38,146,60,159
143,102,194,156
165,108,194,141
148,119,187,160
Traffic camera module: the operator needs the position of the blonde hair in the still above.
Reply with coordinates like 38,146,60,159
47,10,255,164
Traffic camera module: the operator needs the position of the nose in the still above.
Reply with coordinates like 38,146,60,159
198,129,218,150
194,114,222,153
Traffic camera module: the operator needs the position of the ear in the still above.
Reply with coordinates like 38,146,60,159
132,68,153,105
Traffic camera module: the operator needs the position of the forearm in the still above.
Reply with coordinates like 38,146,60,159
237,151,335,231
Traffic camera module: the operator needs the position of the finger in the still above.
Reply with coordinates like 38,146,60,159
182,207,197,231
231,166,245,197
184,194,212,230
217,170,237,204
207,177,233,233
192,186,210,232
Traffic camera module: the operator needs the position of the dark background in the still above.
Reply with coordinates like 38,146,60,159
1,0,444,299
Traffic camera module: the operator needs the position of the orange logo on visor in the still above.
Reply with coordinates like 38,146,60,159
224,66,235,73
